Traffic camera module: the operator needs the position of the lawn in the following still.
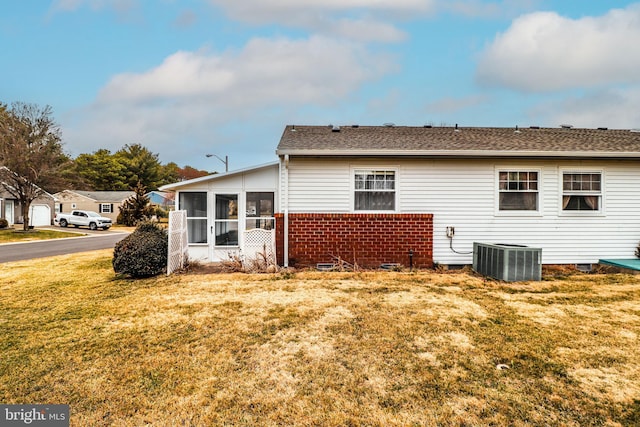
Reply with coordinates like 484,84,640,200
0,227,83,242
1,252,639,426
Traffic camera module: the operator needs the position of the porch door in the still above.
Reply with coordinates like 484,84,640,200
5,200,14,224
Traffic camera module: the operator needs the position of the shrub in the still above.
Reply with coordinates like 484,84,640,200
113,221,168,278
0,218,8,229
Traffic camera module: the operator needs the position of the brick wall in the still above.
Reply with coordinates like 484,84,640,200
275,213,433,269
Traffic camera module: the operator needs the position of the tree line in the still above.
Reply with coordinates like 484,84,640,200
0,101,210,230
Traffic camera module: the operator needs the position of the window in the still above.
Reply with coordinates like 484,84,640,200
179,192,207,244
354,170,395,211
100,203,112,213
498,171,538,211
246,192,274,230
215,194,238,246
562,172,601,212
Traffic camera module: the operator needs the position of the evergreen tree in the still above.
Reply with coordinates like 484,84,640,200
117,182,155,226
115,143,164,190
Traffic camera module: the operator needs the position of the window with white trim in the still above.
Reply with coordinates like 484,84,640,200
246,192,274,230
179,192,207,244
498,171,538,211
215,194,238,246
354,170,395,211
100,203,112,213
562,172,601,212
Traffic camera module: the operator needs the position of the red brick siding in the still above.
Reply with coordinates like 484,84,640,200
275,213,433,268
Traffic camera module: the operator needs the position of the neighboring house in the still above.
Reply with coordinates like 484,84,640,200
146,190,175,211
162,125,640,269
0,168,56,227
53,190,135,224
0,188,56,227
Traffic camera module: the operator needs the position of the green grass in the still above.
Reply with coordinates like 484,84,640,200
1,252,639,426
0,228,83,242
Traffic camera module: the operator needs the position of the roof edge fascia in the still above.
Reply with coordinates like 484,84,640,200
275,149,640,159
160,161,279,191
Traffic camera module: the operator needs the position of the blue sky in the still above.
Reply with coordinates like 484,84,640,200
2,1,640,172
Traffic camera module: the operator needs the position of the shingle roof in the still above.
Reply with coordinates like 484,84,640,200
72,191,135,202
276,125,640,158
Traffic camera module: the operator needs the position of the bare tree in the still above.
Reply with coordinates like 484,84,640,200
0,102,69,230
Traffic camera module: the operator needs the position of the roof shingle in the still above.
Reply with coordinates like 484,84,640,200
276,125,640,157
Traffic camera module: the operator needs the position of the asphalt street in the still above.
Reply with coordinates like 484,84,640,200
0,230,130,263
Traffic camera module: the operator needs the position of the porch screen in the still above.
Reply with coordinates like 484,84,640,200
246,192,274,230
215,194,238,246
179,192,207,244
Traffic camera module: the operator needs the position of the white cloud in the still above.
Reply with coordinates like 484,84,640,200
99,36,395,106
207,0,435,42
173,9,197,29
64,36,397,168
443,0,539,19
535,86,640,130
51,0,137,12
476,5,640,91
48,0,139,20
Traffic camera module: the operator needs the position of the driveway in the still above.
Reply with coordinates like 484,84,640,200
0,229,130,263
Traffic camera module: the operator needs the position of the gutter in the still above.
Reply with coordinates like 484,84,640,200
283,155,289,268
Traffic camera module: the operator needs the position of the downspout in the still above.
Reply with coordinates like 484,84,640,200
283,154,290,268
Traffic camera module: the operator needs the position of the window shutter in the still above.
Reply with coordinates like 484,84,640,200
110,204,114,213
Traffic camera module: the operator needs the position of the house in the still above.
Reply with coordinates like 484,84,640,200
53,190,135,224
162,124,640,269
0,187,56,227
146,190,175,211
0,167,57,227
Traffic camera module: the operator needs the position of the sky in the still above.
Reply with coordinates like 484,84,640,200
2,1,640,172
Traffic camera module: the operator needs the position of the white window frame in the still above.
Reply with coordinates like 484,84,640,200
100,203,112,213
178,191,208,245
214,193,239,247
351,167,398,212
495,168,542,216
559,169,604,216
245,191,275,231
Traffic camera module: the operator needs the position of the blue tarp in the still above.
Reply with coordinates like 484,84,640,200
599,259,640,271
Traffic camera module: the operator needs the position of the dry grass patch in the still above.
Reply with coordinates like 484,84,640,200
0,228,82,242
1,254,640,426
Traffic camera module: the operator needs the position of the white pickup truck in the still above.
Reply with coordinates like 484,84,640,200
55,210,113,230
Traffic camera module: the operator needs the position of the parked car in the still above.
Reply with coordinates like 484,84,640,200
55,210,112,230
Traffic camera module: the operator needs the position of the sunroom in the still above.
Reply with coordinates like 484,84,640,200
160,162,279,263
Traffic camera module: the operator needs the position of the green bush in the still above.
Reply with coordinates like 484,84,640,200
113,221,168,278
0,218,8,229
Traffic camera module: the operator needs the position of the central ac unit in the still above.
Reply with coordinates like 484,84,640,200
473,242,542,282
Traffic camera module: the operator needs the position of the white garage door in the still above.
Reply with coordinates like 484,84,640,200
29,204,51,227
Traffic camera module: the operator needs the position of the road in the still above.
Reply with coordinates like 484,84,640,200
0,231,130,263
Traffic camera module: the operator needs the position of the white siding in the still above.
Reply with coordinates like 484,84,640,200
284,157,640,265
285,158,351,212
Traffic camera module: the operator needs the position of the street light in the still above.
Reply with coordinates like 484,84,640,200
206,154,228,172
